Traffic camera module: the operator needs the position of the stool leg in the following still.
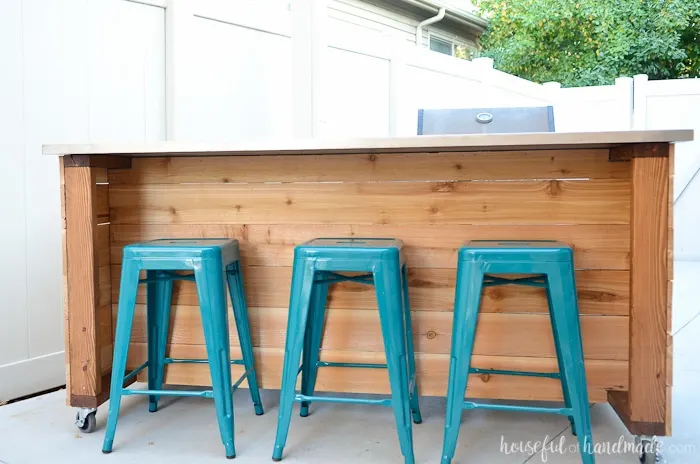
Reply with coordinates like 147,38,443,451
226,262,264,416
195,263,236,459
102,259,141,454
547,264,595,464
401,264,422,424
300,273,329,417
146,271,173,413
374,262,415,464
441,261,484,464
272,259,316,461
545,276,576,435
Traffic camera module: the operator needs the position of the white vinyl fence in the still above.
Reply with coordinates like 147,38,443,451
1,0,699,400
0,0,165,401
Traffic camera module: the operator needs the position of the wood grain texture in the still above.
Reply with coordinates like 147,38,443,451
121,304,629,360
64,167,101,399
111,265,630,316
108,180,631,226
60,162,70,404
628,154,670,428
96,224,111,267
96,223,113,371
668,145,675,281
126,344,628,402
107,150,630,184
95,183,109,224
102,148,641,411
666,145,675,435
63,154,132,169
111,224,631,270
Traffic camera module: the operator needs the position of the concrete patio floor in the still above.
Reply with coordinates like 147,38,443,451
1,262,699,464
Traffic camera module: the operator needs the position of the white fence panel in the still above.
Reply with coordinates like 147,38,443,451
553,78,633,132
488,68,552,106
0,0,29,370
323,44,392,137
635,75,700,259
173,0,294,142
635,76,700,197
0,0,166,402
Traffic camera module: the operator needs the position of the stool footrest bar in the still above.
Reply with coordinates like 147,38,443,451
123,361,149,383
317,361,388,369
123,388,214,399
164,357,244,365
295,394,392,407
469,367,560,379
315,272,374,285
482,275,547,288
232,367,254,392
463,401,572,416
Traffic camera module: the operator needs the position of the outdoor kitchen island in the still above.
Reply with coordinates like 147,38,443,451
45,129,692,438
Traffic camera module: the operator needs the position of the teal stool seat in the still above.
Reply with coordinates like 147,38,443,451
441,241,594,464
102,239,263,459
272,238,422,463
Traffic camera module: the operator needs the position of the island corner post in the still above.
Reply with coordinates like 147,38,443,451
55,132,684,436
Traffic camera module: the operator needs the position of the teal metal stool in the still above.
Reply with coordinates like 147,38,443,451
272,238,422,463
102,239,263,458
441,241,594,464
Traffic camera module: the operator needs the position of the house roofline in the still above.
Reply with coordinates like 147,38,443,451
394,0,488,35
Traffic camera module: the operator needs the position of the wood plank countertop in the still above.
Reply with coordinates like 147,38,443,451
54,129,691,438
44,130,693,157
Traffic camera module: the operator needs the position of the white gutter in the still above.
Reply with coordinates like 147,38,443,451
416,7,446,46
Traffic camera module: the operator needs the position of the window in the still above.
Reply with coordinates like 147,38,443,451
429,36,454,56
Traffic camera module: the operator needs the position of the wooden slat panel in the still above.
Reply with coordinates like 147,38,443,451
112,266,629,316
628,154,670,427
667,146,674,434
668,145,675,281
109,180,631,225
101,344,113,374
64,167,101,400
96,224,110,267
96,182,109,224
107,149,630,184
60,162,71,404
126,344,628,402
122,305,629,360
111,224,631,270
96,221,113,374
98,265,111,309
98,305,112,348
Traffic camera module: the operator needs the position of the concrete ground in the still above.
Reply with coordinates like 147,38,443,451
1,262,699,464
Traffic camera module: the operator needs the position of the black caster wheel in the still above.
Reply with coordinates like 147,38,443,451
637,436,661,463
75,410,97,433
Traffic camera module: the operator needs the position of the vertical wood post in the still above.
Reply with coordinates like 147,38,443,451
609,143,671,436
62,155,129,408
64,166,103,406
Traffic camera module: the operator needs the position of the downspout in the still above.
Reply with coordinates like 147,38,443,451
416,7,446,47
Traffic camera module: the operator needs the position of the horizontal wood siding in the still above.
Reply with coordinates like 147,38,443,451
127,344,627,402
108,149,632,401
111,266,630,315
